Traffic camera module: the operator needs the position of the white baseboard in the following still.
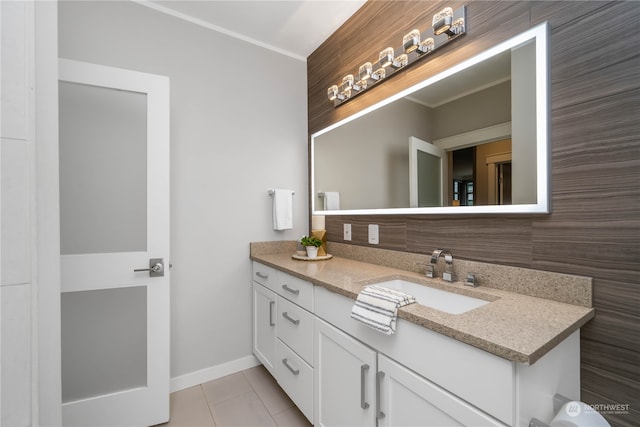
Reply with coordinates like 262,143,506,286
170,355,261,393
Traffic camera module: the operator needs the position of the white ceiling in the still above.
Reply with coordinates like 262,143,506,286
141,0,367,60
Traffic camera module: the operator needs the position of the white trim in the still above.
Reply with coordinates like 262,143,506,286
170,355,261,393
432,122,511,152
132,1,307,62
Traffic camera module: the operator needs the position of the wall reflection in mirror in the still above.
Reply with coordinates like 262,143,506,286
312,23,549,215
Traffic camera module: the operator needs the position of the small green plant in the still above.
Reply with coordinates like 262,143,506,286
300,235,322,248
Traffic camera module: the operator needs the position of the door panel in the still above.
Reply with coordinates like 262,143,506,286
58,59,170,427
314,318,376,427
409,136,448,207
59,81,147,255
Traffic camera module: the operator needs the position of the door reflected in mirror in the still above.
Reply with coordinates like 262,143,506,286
312,23,549,215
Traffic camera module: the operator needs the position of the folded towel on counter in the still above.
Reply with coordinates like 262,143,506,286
272,189,294,230
350,285,416,335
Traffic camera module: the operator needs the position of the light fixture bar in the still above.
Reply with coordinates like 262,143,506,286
328,5,466,107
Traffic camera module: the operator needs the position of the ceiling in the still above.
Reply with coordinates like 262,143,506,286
142,0,367,60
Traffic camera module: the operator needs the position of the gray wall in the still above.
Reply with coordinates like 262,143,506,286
314,99,431,210
58,0,308,379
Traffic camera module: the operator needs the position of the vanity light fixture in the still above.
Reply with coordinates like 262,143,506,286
392,54,409,69
432,7,454,36
356,62,372,89
403,29,421,53
327,5,466,107
341,75,354,92
327,85,338,101
378,47,395,68
359,62,372,81
371,68,386,81
418,37,435,54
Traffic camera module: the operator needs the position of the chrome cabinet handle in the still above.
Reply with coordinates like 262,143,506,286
255,272,269,279
133,258,164,277
282,358,299,375
282,312,300,325
282,284,300,295
360,364,370,409
376,371,385,420
269,301,275,326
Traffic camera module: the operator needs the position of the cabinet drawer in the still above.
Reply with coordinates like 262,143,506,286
277,340,313,423
277,297,314,365
252,262,276,292
276,271,314,311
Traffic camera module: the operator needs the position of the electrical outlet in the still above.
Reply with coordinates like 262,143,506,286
368,224,379,245
343,224,352,241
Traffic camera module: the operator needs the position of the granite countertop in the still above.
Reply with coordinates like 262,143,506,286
250,245,595,365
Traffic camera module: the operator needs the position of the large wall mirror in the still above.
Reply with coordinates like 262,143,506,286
312,23,549,215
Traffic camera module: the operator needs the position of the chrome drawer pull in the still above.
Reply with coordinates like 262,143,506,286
282,358,299,375
269,301,275,326
282,284,300,295
255,272,269,279
282,312,300,325
376,371,385,420
360,364,370,409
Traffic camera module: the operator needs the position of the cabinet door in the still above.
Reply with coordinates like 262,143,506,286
315,318,376,427
378,355,506,427
253,283,277,376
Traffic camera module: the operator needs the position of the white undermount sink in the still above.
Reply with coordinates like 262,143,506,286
372,278,490,314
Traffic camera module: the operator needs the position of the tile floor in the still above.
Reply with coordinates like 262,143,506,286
159,365,312,426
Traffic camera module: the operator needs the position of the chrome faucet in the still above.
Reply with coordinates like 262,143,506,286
430,249,454,282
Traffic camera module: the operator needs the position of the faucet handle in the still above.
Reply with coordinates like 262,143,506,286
425,264,435,278
430,249,443,265
464,273,477,287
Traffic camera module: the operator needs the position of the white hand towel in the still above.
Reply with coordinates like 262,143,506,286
272,189,294,230
350,285,416,335
323,192,340,210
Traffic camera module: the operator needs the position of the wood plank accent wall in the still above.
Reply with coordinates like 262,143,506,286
307,2,640,426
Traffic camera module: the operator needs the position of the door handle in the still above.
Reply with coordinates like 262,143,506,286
282,284,300,295
134,258,165,277
269,301,275,326
282,312,300,325
282,358,299,375
360,364,370,409
376,371,385,420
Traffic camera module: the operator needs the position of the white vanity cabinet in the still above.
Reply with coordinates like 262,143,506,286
252,262,314,423
253,261,581,427
314,318,377,427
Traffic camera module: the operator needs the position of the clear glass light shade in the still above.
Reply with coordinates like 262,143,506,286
403,29,421,53
433,7,454,35
378,47,394,68
354,80,367,91
359,62,373,81
372,68,386,81
418,37,435,54
392,54,408,68
341,74,354,92
327,85,339,101
451,18,465,35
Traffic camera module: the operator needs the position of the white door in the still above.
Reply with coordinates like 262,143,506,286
409,136,448,207
378,354,504,427
314,318,376,427
58,59,170,426
252,282,277,376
